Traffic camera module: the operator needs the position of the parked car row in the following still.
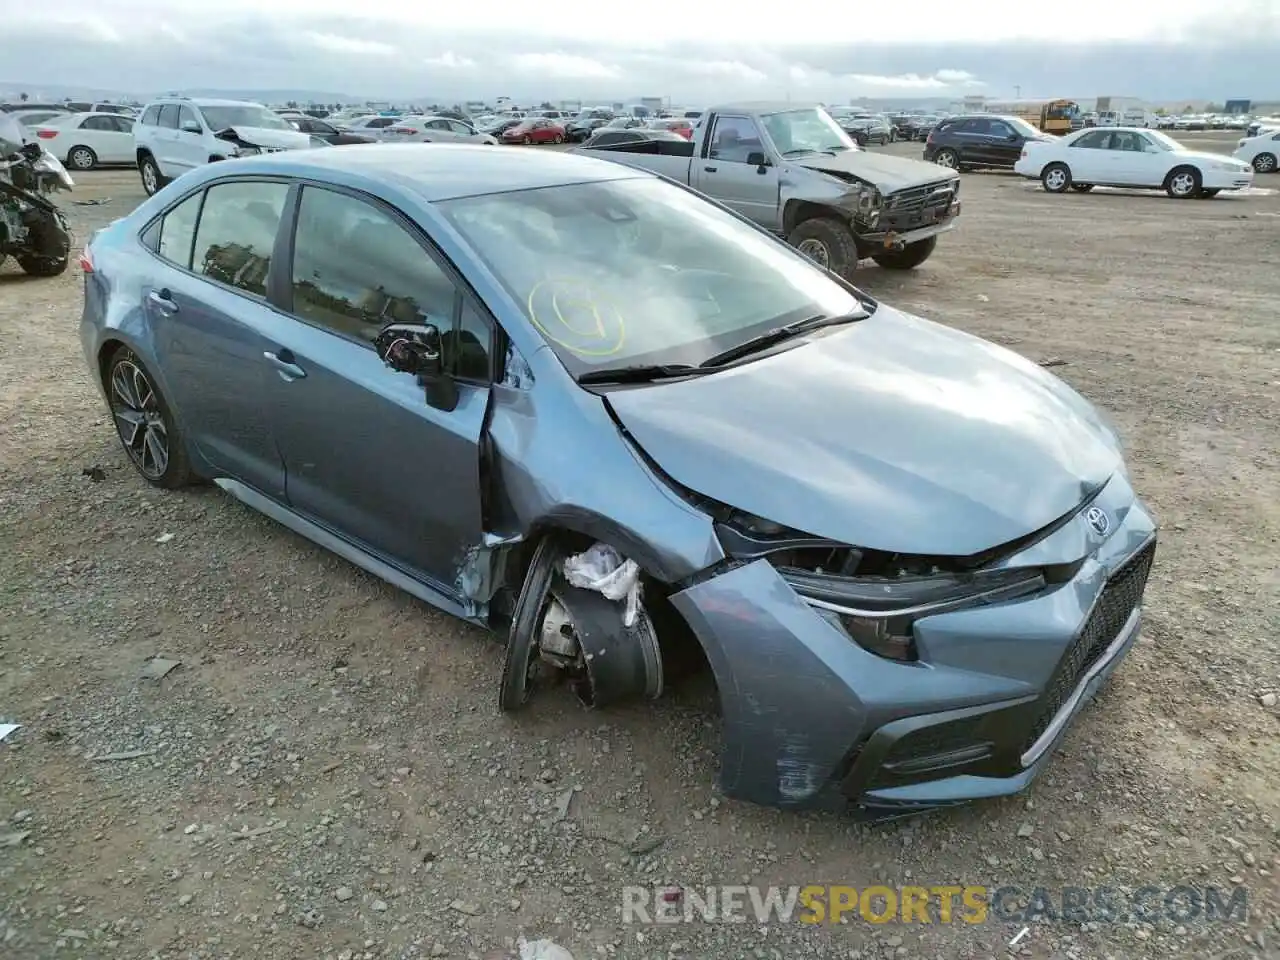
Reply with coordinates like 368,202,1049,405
922,113,1269,195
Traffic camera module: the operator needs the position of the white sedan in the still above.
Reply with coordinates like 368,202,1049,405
30,111,136,169
382,116,498,145
1015,127,1254,198
1234,131,1280,173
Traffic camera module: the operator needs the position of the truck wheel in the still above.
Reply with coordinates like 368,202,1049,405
871,236,937,271
787,218,859,278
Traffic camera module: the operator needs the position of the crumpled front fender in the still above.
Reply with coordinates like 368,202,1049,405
670,559,866,809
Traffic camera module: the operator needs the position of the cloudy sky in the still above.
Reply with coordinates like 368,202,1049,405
1,0,1276,103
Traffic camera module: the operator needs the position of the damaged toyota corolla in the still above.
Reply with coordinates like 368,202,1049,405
80,144,1157,816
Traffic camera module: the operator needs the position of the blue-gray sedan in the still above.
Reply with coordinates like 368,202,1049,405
79,144,1157,815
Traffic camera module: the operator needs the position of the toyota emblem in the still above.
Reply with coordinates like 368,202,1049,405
1085,506,1110,536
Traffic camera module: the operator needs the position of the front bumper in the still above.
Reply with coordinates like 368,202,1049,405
669,473,1157,815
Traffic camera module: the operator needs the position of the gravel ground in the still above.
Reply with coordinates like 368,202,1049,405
1,132,1277,960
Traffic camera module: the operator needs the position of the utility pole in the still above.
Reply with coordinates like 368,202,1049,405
1015,85,1022,98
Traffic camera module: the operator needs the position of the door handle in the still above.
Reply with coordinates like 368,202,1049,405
263,349,307,381
703,165,717,172
147,289,178,314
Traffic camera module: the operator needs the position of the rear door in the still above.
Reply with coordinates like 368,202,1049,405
144,179,292,496
697,114,780,229
80,114,132,163
260,184,491,589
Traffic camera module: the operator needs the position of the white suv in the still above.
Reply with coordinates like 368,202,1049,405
133,97,315,195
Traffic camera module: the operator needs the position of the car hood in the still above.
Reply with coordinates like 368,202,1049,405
604,306,1124,557
1177,149,1251,167
221,126,314,150
792,150,957,193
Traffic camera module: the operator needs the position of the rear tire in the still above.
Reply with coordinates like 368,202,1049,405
67,145,97,170
871,236,938,270
933,148,959,169
138,154,167,196
16,208,70,276
1042,162,1072,193
1165,165,1201,199
787,217,859,279
105,348,194,489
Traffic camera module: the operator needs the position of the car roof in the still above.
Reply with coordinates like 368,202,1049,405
219,142,651,201
147,97,267,108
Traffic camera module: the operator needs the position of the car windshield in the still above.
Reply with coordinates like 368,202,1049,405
1143,130,1182,151
439,177,864,377
200,106,291,131
760,108,856,155
1006,117,1042,138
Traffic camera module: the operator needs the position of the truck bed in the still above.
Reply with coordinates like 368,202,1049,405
573,138,696,183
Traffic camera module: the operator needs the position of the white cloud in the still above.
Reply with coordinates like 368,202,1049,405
511,53,618,79
304,32,396,56
424,52,476,69
789,65,985,92
688,60,768,84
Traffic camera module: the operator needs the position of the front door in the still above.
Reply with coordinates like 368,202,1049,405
983,118,1025,166
1064,129,1113,182
262,184,491,590
170,104,209,173
1107,130,1163,185
147,179,291,497
698,114,780,229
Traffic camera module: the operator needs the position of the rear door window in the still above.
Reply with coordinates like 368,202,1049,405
154,191,205,268
192,180,290,297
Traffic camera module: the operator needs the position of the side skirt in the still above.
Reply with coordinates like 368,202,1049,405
215,478,477,624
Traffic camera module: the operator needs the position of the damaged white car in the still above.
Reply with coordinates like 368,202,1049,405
133,97,319,196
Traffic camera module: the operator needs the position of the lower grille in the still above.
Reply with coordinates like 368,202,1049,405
1022,540,1156,753
882,179,958,230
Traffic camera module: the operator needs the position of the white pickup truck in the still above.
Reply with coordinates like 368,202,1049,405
573,101,961,277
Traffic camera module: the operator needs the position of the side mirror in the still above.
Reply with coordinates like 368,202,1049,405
746,150,769,171
181,121,202,135
373,322,458,411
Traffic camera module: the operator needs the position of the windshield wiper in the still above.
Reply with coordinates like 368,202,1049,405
576,363,703,385
700,312,865,368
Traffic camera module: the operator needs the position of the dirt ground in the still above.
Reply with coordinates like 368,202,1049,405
1,132,1277,960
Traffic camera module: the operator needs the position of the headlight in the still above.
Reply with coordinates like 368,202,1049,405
780,564,1045,662
711,509,1046,662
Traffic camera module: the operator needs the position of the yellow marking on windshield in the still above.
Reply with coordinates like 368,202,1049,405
527,278,626,357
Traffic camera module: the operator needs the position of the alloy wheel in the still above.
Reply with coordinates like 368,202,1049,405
110,359,169,479
141,162,158,194
1045,168,1068,191
1170,172,1197,196
69,148,95,170
935,150,958,168
1255,153,1276,173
